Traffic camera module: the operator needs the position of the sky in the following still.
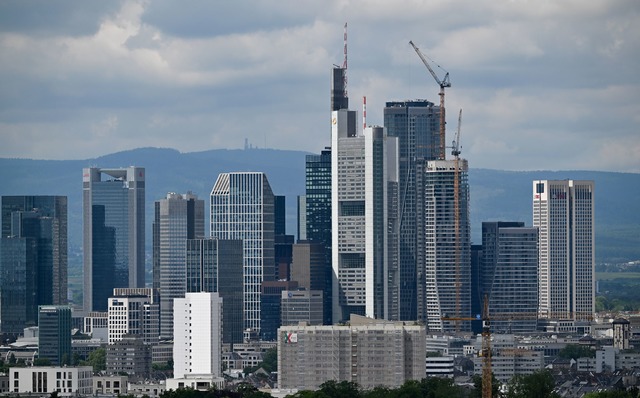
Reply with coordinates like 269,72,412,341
0,0,639,172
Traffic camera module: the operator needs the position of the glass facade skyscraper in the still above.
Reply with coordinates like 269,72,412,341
38,305,72,365
210,172,275,333
83,167,145,312
153,192,204,340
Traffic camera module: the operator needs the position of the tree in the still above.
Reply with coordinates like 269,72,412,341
33,358,52,366
558,344,595,360
83,347,106,371
470,374,501,398
318,380,361,398
505,370,559,398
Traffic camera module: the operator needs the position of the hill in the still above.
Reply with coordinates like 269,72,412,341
1,147,638,264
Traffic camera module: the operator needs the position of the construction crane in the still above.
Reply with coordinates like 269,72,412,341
452,109,462,329
409,40,451,160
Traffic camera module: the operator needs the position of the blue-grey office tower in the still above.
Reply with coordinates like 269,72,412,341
384,100,441,320
0,196,67,334
38,305,72,365
83,167,145,312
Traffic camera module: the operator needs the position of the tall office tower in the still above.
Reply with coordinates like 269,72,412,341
416,159,471,332
481,222,539,333
1,196,67,306
107,290,159,345
185,238,243,345
173,292,223,379
1,196,68,334
291,242,330,325
153,192,204,340
331,67,348,111
384,100,442,320
304,148,332,323
210,172,275,333
260,280,298,341
332,111,399,322
297,196,307,241
38,305,72,365
83,167,145,312
533,180,595,321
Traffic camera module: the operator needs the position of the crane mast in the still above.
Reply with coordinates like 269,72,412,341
409,40,451,160
453,109,462,329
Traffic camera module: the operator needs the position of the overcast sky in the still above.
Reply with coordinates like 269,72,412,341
1,0,638,172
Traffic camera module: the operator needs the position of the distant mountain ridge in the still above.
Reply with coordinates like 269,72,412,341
1,147,638,263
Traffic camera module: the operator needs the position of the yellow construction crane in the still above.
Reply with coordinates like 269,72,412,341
409,40,451,160
452,109,462,326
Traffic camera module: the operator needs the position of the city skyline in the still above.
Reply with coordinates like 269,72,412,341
0,1,638,173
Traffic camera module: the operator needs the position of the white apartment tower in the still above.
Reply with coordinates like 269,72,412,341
173,292,223,379
210,172,275,333
331,109,399,323
416,159,471,332
533,180,595,321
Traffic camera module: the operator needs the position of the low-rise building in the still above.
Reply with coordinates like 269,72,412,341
278,315,425,390
93,375,128,395
425,356,455,378
9,366,93,396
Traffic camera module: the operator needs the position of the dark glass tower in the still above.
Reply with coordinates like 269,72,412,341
38,305,72,365
83,167,145,312
384,100,441,321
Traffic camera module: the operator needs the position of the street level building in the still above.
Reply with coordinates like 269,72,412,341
10,366,93,396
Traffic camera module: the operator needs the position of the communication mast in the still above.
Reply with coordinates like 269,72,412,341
409,40,451,160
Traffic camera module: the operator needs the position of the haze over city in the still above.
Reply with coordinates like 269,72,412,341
1,0,638,172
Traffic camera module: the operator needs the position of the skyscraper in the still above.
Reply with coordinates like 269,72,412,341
331,110,399,322
153,192,204,339
83,167,145,312
384,100,442,320
416,159,471,332
185,238,243,345
38,305,72,366
1,196,67,333
481,222,538,333
533,180,595,321
210,172,275,333
173,292,223,379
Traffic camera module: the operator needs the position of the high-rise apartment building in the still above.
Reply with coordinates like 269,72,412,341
38,305,72,365
481,222,539,333
83,167,145,312
0,196,67,333
384,100,441,320
331,110,399,322
173,292,223,379
416,159,471,332
153,192,204,339
533,180,595,321
185,238,243,345
210,172,275,333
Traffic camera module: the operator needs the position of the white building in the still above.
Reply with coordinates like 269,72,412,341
10,366,93,396
210,172,275,334
278,314,425,390
108,291,159,345
533,180,594,321
331,108,400,322
172,292,223,379
425,356,455,378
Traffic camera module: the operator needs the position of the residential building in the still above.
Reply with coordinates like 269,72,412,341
185,238,243,345
83,167,145,312
210,172,275,333
416,160,471,331
331,114,400,322
38,305,71,366
533,180,595,321
9,366,93,395
1,196,67,333
278,314,426,390
106,334,151,381
173,292,223,379
480,222,539,333
153,192,204,340
93,375,128,395
384,100,441,320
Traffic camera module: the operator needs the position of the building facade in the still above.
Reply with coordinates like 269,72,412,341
384,100,441,320
9,366,93,396
481,222,539,333
278,315,425,390
107,291,159,345
186,238,243,345
281,290,323,326
173,292,223,379
153,192,204,340
0,196,67,333
83,167,145,312
416,159,471,332
106,334,151,381
38,305,72,366
331,112,400,323
533,180,595,321
210,172,275,333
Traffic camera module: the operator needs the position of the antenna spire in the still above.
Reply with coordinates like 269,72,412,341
343,22,348,96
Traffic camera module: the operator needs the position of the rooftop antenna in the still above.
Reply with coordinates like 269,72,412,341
362,96,367,132
343,22,348,97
